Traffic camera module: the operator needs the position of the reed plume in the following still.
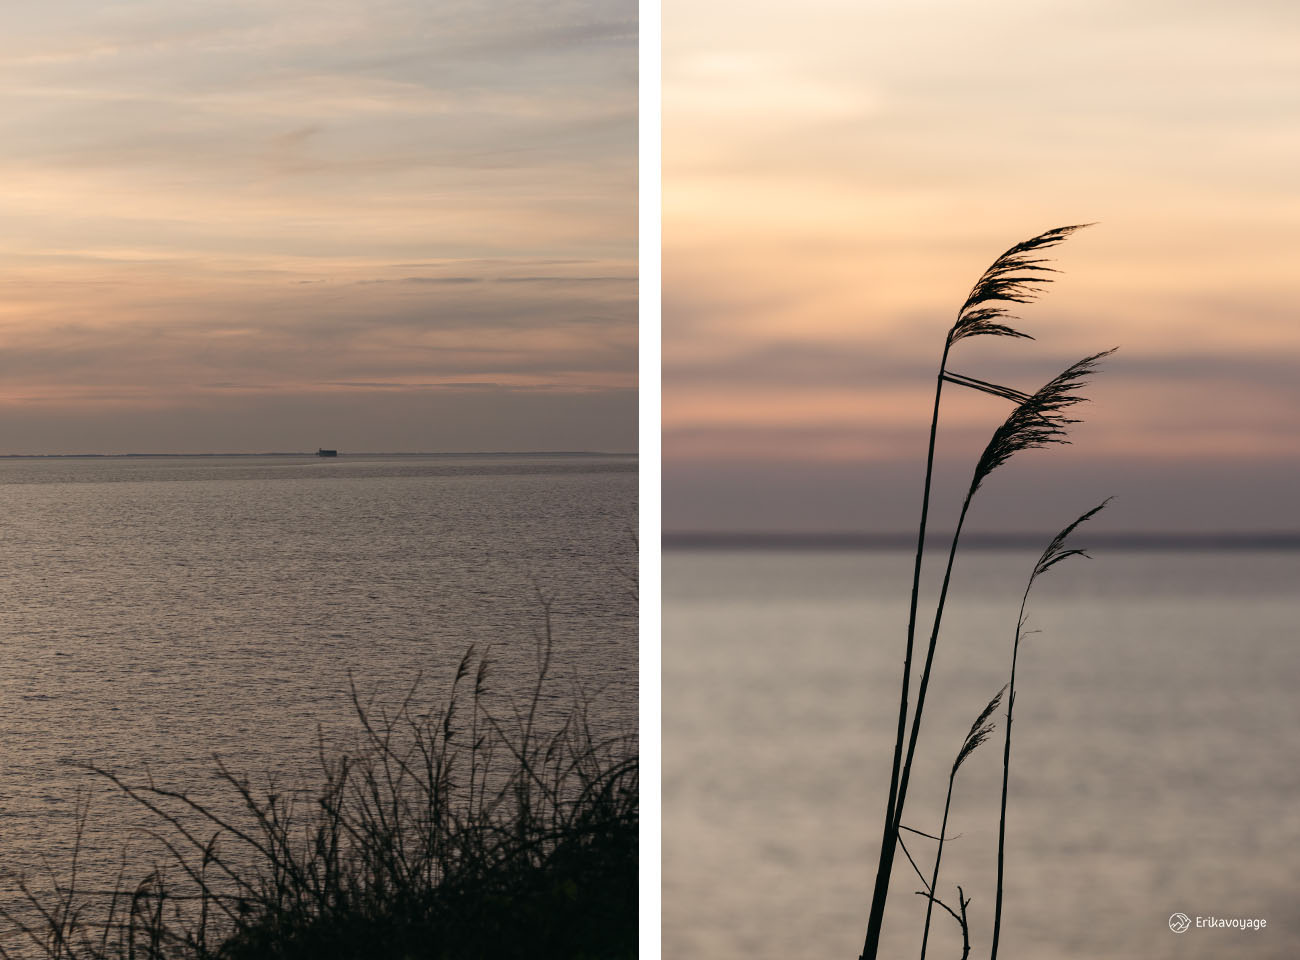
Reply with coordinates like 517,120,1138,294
989,499,1110,960
971,350,1116,495
953,688,1004,775
860,225,1095,960
949,224,1092,344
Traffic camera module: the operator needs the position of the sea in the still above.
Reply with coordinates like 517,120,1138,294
0,453,637,922
664,547,1300,960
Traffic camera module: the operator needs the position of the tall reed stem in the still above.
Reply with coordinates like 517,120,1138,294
890,489,973,851
989,588,1030,960
991,498,1107,959
918,773,957,960
860,343,950,960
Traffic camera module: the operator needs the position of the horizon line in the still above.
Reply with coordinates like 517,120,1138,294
663,531,1300,551
0,450,636,459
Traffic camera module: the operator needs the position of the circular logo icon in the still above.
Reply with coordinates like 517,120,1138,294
1169,913,1191,934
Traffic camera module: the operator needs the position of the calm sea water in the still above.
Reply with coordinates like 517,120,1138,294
665,549,1300,960
0,454,636,905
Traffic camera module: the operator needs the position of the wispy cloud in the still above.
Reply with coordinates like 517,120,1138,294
0,1,635,453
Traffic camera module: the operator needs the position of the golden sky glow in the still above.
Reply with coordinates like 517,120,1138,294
0,1,635,453
665,0,1300,530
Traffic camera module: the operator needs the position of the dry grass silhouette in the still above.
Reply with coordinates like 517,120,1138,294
1,631,637,960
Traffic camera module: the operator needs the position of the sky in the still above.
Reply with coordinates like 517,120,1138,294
0,0,636,454
664,0,1300,533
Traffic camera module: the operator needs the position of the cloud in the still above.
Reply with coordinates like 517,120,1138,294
0,261,636,402
0,1,636,453
494,275,636,284
0,386,637,455
0,1,636,259
398,277,483,285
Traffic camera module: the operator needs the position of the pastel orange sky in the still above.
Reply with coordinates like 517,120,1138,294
665,0,1300,532
1,2,635,454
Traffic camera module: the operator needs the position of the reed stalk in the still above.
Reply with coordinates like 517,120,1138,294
862,340,951,960
918,689,1003,960
989,500,1109,960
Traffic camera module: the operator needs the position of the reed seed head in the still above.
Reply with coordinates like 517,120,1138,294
969,349,1116,494
948,224,1092,346
1033,498,1113,580
953,686,1006,773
